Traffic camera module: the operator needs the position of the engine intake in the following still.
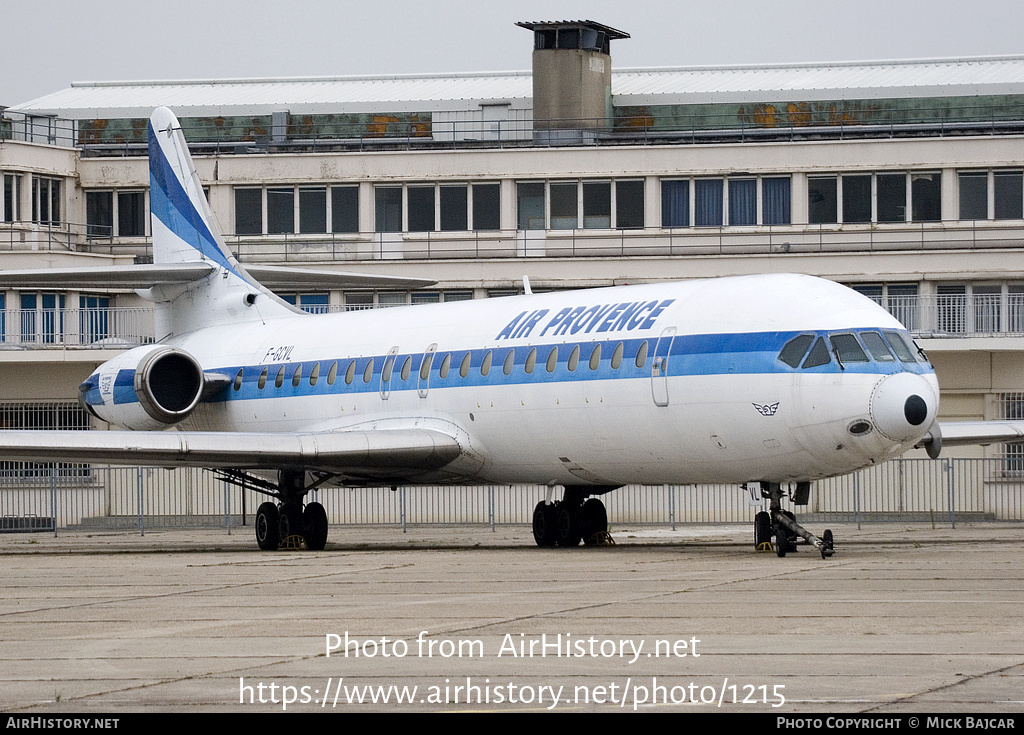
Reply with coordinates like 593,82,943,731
80,345,208,430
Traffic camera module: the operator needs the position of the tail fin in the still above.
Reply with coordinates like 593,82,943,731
147,107,297,337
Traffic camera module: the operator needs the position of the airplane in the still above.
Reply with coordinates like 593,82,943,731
2,106,1023,558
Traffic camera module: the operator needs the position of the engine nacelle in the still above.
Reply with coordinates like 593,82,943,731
79,345,207,431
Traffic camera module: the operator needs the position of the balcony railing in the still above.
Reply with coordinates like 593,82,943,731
0,308,153,349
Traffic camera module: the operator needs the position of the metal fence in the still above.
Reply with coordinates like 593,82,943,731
2,458,1022,535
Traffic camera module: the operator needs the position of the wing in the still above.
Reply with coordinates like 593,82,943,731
915,420,1024,459
0,428,461,481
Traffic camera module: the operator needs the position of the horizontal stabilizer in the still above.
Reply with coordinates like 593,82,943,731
0,428,461,475
0,264,435,290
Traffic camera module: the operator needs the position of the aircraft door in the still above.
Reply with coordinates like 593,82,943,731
650,326,676,407
380,345,399,400
418,343,437,398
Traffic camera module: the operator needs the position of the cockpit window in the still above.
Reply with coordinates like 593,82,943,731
801,337,832,368
778,334,815,367
882,330,917,363
859,331,896,362
829,334,869,363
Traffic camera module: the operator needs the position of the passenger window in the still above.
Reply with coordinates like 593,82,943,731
829,334,869,363
275,365,285,388
439,353,451,379
860,332,895,362
589,343,601,371
327,361,338,385
345,360,356,385
503,349,515,375
258,367,268,389
611,342,623,369
635,340,649,368
233,368,243,391
400,356,412,381
801,337,832,368
525,347,537,374
777,334,815,368
291,363,303,387
363,358,374,383
546,346,558,372
567,345,580,371
419,354,433,381
459,352,471,378
382,356,394,382
309,362,320,386
481,350,492,376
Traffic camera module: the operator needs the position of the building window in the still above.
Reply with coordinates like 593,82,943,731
728,179,756,226
332,186,359,233
375,187,402,233
440,185,468,231
31,176,60,225
549,182,578,229
842,175,871,224
959,172,988,220
616,180,644,229
3,173,21,223
999,393,1024,475
582,181,611,228
407,185,436,232
662,180,689,227
876,173,906,223
19,293,65,344
762,177,791,225
299,187,327,234
995,171,1024,220
86,191,113,239
911,173,941,221
472,183,500,230
517,182,545,230
267,187,294,234
808,176,837,224
79,295,110,343
281,293,330,313
234,188,262,235
694,179,723,226
936,284,967,334
851,283,919,331
0,401,92,480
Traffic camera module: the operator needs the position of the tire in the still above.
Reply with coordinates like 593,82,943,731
255,502,280,551
303,502,329,551
278,504,303,541
754,511,772,549
581,498,608,545
532,501,558,547
556,503,583,547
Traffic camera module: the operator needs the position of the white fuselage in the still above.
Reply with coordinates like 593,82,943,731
159,273,938,487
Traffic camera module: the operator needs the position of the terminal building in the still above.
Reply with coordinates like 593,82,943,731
2,19,1024,498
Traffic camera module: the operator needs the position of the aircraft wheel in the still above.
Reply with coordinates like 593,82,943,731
581,498,608,545
556,504,583,547
821,529,834,559
255,502,280,551
532,502,558,547
303,502,329,551
754,511,772,549
279,504,303,541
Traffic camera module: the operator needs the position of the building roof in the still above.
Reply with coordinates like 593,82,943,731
10,55,1024,119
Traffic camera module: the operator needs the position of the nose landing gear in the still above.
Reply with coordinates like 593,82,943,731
752,482,834,559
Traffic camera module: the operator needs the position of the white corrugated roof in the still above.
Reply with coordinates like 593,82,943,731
10,56,1024,119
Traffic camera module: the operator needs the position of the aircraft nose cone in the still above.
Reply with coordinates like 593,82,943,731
870,372,937,443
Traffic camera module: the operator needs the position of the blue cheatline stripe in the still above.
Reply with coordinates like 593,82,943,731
100,329,933,407
172,329,928,406
147,121,243,279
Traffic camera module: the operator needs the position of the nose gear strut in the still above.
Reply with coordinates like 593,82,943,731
754,482,835,559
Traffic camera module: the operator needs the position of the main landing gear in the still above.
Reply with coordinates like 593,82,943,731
751,481,834,560
533,486,615,547
220,468,331,551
